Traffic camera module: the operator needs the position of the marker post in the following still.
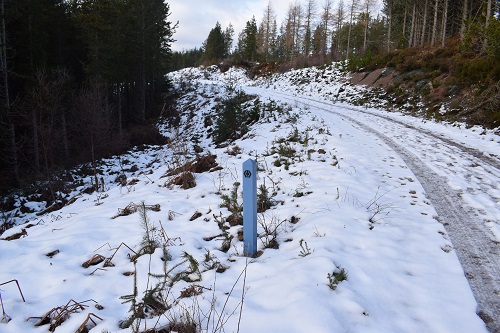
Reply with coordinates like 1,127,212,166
242,159,257,256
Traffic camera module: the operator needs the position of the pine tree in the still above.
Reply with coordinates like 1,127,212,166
223,24,234,57
203,22,225,62
238,17,258,62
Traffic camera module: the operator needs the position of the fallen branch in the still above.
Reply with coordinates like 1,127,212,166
76,313,103,333
111,202,161,219
27,299,103,331
104,242,138,266
82,254,105,268
0,279,26,302
30,299,88,331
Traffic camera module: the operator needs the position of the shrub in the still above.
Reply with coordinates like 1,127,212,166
128,123,167,147
346,52,374,72
257,184,275,213
220,182,243,226
486,17,500,60
455,56,497,85
213,90,254,144
327,266,348,290
298,239,312,257
168,171,196,189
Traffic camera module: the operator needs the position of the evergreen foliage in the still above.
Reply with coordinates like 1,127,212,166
202,22,234,63
238,16,259,62
257,184,275,213
173,0,500,72
0,0,176,190
203,22,226,62
213,89,251,144
170,48,204,71
486,17,500,60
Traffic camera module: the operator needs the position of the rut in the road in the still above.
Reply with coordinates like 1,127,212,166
332,111,500,333
268,89,500,169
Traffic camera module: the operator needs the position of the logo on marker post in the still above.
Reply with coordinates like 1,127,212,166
244,170,252,178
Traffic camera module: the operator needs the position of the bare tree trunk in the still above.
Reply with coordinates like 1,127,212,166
261,1,276,61
363,14,368,53
8,124,19,184
139,3,146,123
117,83,123,139
460,0,468,40
431,0,440,47
482,0,492,53
413,17,420,48
284,4,296,60
265,6,271,61
402,1,408,48
304,0,317,56
409,2,416,47
346,0,358,57
293,1,303,56
363,0,372,53
387,0,392,52
32,106,40,173
441,0,448,48
321,0,333,59
485,0,492,29
335,0,345,61
420,0,429,48
61,112,69,162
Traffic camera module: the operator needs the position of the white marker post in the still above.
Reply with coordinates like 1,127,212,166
243,159,257,256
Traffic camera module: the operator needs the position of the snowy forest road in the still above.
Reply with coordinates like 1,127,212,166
245,86,500,333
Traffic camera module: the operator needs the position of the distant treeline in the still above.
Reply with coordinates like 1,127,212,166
0,0,176,189
170,0,500,71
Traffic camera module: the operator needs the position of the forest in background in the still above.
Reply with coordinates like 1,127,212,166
1,0,499,194
173,0,500,70
0,0,176,192
171,0,500,129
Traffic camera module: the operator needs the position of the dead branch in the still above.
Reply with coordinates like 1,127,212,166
104,242,138,266
82,254,105,268
89,268,107,276
0,279,26,302
31,299,88,331
111,202,161,219
94,242,113,252
75,313,103,333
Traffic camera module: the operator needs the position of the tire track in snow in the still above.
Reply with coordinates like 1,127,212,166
248,87,500,333
262,89,500,169
327,111,500,333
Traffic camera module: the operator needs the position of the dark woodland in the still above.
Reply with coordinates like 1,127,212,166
0,0,176,190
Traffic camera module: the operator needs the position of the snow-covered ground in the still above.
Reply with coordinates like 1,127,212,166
1,64,497,333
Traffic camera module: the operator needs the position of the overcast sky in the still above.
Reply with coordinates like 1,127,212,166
169,0,290,51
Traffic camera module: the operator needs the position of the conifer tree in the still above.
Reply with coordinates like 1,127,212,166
238,17,258,62
223,24,235,57
0,0,176,187
203,22,225,62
